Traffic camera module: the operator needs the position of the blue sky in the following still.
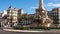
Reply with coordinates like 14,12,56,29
0,0,60,14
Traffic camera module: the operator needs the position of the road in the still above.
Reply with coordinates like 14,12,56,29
0,29,60,34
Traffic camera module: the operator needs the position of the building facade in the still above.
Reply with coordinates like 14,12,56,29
52,8,60,27
48,8,60,27
5,6,24,27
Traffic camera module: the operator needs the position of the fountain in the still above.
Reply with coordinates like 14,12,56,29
35,0,52,27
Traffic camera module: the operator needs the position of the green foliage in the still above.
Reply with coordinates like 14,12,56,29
17,15,21,20
10,15,13,20
32,16,35,20
23,14,29,20
47,13,51,18
13,26,60,30
13,25,30,30
22,27,30,30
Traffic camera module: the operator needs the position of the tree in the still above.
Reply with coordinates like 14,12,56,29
17,15,22,23
17,15,22,20
10,15,13,23
24,14,29,20
32,16,35,20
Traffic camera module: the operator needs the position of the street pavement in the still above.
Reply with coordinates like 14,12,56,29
0,29,60,34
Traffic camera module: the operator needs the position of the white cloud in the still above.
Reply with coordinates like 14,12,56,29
27,6,38,14
27,6,38,11
31,6,38,9
30,4,38,9
47,3,60,7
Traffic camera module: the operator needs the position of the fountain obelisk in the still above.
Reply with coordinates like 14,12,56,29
35,0,52,27
39,0,45,10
